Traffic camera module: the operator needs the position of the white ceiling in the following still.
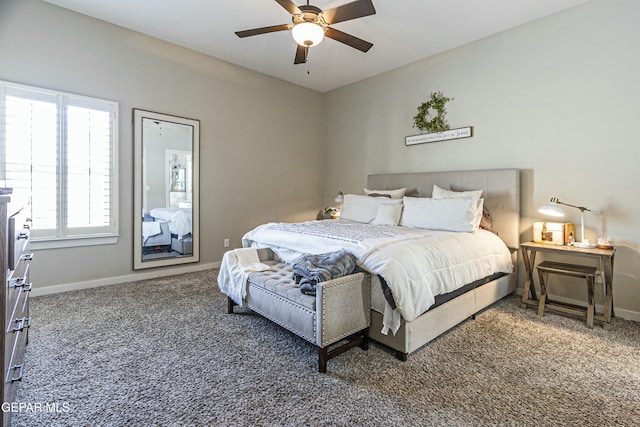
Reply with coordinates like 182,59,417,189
41,0,592,93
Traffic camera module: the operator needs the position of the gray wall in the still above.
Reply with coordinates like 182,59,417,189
324,0,640,319
0,0,326,289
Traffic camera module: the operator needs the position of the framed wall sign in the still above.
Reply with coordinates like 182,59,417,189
405,126,473,146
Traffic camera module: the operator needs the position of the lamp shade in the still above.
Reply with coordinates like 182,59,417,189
292,22,324,47
538,198,564,217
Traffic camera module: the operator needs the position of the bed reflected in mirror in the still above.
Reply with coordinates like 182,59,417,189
133,109,199,269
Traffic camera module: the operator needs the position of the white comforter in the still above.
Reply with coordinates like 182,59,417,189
242,220,513,334
149,208,192,239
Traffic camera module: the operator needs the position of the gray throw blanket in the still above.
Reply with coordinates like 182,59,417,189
292,250,357,296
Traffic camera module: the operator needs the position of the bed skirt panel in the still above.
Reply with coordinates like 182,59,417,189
369,273,515,357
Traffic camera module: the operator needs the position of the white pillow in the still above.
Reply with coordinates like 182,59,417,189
401,196,482,232
341,194,402,223
363,187,407,199
432,184,482,200
432,184,484,229
371,203,403,226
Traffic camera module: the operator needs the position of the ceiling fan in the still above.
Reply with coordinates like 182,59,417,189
235,0,376,65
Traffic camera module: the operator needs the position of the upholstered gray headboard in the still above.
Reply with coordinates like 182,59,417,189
367,168,520,249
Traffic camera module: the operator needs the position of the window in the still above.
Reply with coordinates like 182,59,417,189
1,81,118,248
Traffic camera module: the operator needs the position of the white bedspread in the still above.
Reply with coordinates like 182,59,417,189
242,220,513,334
167,209,191,239
149,207,182,221
149,208,192,239
142,221,161,241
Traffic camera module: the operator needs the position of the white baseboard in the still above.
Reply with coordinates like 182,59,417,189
31,261,221,297
515,288,640,323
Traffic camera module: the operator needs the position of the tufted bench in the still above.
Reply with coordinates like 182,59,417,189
225,248,371,373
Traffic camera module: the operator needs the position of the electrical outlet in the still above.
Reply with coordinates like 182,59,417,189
223,238,230,248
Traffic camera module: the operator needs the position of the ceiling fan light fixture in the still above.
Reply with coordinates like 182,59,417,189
292,22,324,47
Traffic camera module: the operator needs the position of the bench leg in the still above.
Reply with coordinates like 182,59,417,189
318,347,328,374
394,350,408,362
317,328,369,373
227,296,237,314
360,328,369,351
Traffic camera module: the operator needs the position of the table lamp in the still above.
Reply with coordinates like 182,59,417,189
538,197,598,248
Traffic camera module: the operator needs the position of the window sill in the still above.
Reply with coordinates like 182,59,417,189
32,235,118,250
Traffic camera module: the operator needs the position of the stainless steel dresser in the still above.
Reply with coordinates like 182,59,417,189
1,196,32,426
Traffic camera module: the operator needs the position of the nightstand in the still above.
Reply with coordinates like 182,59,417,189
520,242,615,329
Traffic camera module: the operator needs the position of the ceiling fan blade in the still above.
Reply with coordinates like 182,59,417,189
294,45,307,64
275,0,302,16
235,24,291,38
325,27,373,52
322,0,376,25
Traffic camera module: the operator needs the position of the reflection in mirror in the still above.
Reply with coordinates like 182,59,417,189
133,109,199,269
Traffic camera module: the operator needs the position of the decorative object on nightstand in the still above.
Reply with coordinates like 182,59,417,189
597,236,614,250
532,222,575,246
323,206,340,219
539,197,601,249
533,222,569,246
334,191,344,203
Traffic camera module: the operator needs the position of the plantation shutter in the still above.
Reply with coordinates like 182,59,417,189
2,81,118,244
65,97,115,236
4,87,59,238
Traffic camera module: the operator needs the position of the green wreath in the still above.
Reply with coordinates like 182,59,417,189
413,92,453,133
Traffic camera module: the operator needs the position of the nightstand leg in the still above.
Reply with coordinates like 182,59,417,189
537,269,548,319
603,258,614,322
586,276,595,329
521,247,538,309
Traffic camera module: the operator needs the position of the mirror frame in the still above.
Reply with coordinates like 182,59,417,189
133,109,200,269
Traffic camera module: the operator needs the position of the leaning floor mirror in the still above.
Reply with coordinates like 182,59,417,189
133,109,200,269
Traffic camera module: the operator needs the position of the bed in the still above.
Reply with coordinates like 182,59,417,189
142,220,172,252
147,207,193,255
240,169,520,360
